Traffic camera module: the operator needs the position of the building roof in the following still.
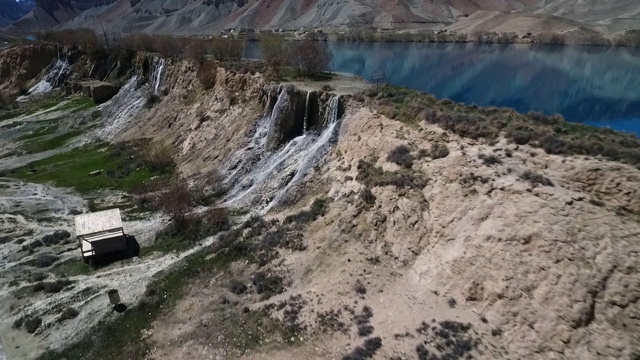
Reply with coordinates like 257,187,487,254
75,208,123,237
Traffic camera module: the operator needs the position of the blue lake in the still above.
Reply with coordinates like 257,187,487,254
326,42,640,135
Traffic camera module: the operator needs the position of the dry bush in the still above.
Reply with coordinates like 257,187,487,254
59,307,79,322
211,37,244,61
0,92,11,110
143,141,175,171
154,36,186,58
536,32,567,45
290,40,332,77
197,61,217,90
186,39,208,64
38,29,103,50
121,33,157,52
430,142,450,159
259,33,290,77
615,30,640,47
387,145,414,168
520,170,554,187
158,178,192,226
24,317,42,334
191,170,228,205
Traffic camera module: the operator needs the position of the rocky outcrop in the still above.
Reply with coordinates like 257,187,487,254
82,81,119,104
262,84,344,150
0,44,57,94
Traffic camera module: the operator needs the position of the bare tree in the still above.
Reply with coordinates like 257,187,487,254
186,39,208,64
158,177,191,226
289,40,332,77
143,141,175,171
258,33,290,77
211,37,244,61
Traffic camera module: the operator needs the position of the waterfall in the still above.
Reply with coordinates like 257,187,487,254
96,76,146,139
17,59,71,101
223,94,343,213
152,58,165,95
303,91,310,133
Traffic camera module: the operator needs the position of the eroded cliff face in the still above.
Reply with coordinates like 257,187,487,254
2,45,638,360
0,44,57,95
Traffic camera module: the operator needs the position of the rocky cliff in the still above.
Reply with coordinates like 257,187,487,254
0,46,638,360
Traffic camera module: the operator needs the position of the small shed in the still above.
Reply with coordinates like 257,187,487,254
75,209,127,262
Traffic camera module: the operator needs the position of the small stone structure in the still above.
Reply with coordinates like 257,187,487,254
74,208,127,264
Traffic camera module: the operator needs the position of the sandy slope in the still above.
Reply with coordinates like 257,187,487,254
143,98,640,359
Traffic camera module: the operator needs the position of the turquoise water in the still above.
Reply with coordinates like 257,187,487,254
327,42,640,135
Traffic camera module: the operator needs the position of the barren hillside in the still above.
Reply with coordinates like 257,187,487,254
9,0,640,35
0,41,639,360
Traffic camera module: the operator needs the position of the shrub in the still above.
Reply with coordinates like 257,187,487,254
358,324,374,337
34,254,58,268
478,153,502,166
354,280,367,295
360,188,376,207
185,39,208,64
520,170,554,187
40,230,71,246
143,141,175,171
509,130,533,145
429,142,449,159
387,145,414,168
289,40,332,77
197,62,217,90
539,134,568,155
59,307,79,322
211,37,244,61
145,93,160,108
342,337,383,360
284,198,329,225
229,279,247,295
13,317,23,329
24,316,42,333
252,271,284,299
158,178,192,226
356,160,427,190
258,33,290,77
432,113,498,140
536,32,567,45
447,297,457,308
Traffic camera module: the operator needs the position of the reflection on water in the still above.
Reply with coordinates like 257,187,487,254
326,42,640,135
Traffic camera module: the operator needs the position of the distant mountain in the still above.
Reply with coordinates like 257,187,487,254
0,0,35,28
9,0,640,36
12,0,116,31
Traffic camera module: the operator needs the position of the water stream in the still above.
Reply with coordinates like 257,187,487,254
17,59,70,101
151,58,165,95
223,93,342,213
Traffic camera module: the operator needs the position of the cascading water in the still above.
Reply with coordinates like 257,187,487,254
303,91,311,133
17,58,71,101
95,76,146,139
223,92,343,213
152,58,165,94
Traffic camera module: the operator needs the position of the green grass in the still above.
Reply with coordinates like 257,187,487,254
22,129,83,153
52,259,91,277
39,238,295,360
16,124,60,141
8,143,172,194
60,96,96,112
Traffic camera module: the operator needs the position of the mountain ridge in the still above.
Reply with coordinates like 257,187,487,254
8,0,640,36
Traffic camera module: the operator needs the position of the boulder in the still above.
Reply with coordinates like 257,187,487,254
88,82,119,104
